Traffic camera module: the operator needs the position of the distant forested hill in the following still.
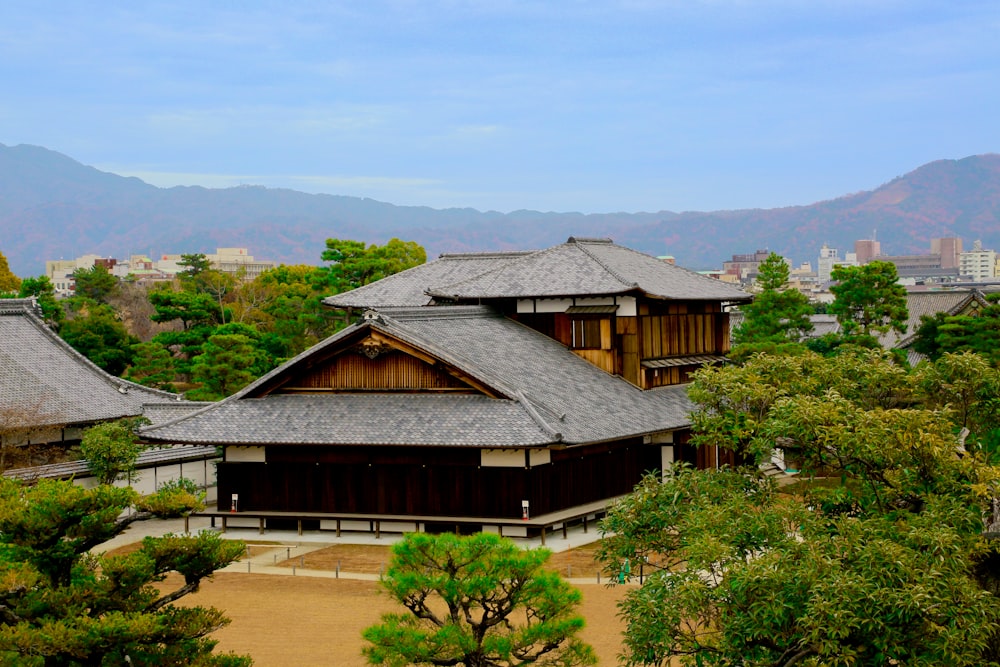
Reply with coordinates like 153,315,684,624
2,142,999,276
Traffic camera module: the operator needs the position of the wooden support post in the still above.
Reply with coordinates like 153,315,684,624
540,526,546,546
184,516,189,533
297,519,303,536
583,516,588,533
221,516,228,533
336,519,341,537
258,517,265,535
375,520,381,539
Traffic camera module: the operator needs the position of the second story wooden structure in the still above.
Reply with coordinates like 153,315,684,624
327,237,751,388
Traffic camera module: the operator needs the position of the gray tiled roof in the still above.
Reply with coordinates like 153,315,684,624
142,305,695,448
0,299,183,428
427,238,751,302
324,251,533,308
879,289,989,350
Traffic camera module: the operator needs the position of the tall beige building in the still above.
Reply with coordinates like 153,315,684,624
854,239,881,264
931,237,963,269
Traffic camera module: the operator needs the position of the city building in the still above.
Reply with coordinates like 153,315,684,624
960,240,997,281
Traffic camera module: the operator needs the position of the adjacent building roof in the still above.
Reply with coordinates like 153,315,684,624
324,251,533,308
327,237,750,308
0,298,183,428
879,289,990,351
426,238,751,302
141,305,695,448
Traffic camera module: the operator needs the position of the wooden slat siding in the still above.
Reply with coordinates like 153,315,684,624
218,439,660,520
639,313,726,359
572,349,616,374
283,351,470,393
618,317,640,385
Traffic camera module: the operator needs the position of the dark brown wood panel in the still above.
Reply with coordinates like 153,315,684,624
282,350,472,392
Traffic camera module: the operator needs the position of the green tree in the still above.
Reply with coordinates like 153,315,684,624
733,253,814,346
124,341,178,392
59,302,137,375
828,260,908,336
79,418,148,485
601,350,1000,666
912,294,1000,364
0,251,21,294
72,264,119,303
321,238,426,292
177,253,212,278
363,532,596,667
187,333,262,400
0,477,249,666
149,288,220,330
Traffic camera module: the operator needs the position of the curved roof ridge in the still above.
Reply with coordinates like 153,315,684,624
572,239,640,290
10,299,180,402
513,390,563,441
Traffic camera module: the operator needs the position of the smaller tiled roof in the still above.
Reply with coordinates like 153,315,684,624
3,444,217,481
0,298,183,428
427,238,751,302
880,289,990,350
642,355,728,369
324,251,533,308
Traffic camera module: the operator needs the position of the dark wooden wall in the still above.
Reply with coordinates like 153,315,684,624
217,439,661,519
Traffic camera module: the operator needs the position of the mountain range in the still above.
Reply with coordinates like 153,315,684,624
2,142,999,277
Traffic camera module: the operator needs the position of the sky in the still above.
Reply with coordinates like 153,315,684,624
2,1,999,214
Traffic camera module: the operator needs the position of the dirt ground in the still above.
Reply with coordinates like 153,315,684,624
170,541,628,666
186,571,628,666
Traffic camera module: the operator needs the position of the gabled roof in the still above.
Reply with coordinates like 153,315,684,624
880,289,990,350
326,238,750,309
426,238,751,302
324,250,533,308
0,299,182,428
141,305,694,448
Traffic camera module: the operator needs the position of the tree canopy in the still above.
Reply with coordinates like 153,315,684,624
321,238,426,292
363,532,596,667
72,264,119,303
600,347,1000,666
79,418,149,485
0,477,249,666
828,260,908,336
0,251,21,295
733,253,814,347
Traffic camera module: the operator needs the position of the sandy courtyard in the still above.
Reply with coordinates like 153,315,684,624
188,572,628,666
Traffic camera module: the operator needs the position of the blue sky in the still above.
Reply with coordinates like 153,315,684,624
3,1,999,213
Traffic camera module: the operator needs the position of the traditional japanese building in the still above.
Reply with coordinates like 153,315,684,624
0,298,211,475
141,238,751,531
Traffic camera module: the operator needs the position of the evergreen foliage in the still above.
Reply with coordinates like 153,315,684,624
601,347,1000,666
732,252,813,346
828,260,908,336
0,478,249,666
363,532,596,667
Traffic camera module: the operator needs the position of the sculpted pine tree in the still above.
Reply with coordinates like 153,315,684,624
363,532,596,667
0,478,249,666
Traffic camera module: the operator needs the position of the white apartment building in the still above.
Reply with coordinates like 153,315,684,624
960,240,997,281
